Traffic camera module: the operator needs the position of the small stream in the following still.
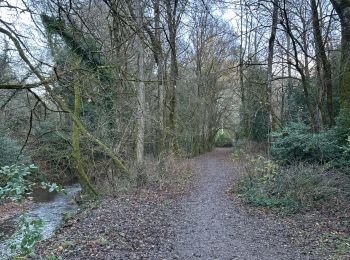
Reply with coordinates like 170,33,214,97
0,184,81,259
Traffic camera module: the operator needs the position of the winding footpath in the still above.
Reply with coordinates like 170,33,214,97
36,148,322,259
172,148,319,259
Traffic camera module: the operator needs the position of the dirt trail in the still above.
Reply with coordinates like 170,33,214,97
36,148,322,259
172,148,319,259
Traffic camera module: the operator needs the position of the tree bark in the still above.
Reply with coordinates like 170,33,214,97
239,0,248,137
165,0,179,152
330,0,350,112
311,0,334,126
135,0,145,165
72,75,98,196
267,0,279,153
154,0,165,155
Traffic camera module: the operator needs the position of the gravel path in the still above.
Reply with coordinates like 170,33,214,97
36,148,322,259
172,148,319,259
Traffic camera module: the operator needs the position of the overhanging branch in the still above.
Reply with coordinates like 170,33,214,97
0,79,54,90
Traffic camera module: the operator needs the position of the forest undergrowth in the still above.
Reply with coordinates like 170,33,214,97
232,142,350,259
34,154,193,259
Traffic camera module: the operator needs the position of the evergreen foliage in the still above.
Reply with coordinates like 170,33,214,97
10,213,43,258
0,164,64,202
271,110,350,168
0,164,38,202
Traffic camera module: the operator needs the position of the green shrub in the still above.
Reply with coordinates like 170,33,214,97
271,111,350,168
215,131,233,147
10,213,43,257
0,164,65,202
271,121,318,163
0,164,38,202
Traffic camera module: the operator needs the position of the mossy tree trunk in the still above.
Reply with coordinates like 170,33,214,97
72,77,98,196
0,26,131,185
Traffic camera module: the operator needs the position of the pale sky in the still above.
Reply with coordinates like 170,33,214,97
0,0,239,82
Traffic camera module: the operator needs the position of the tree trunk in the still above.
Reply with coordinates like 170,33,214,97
266,0,279,155
135,0,145,165
286,32,292,121
72,76,98,196
311,0,334,126
281,3,320,131
154,0,165,156
239,0,248,137
165,0,179,152
330,0,350,113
